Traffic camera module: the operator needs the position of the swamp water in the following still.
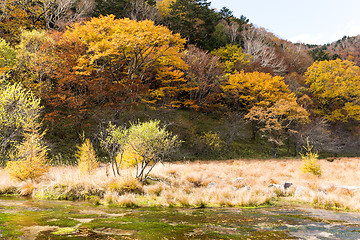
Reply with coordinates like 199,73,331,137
0,197,359,239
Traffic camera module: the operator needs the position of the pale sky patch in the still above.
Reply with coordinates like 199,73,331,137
210,0,360,45
289,34,325,45
341,21,360,38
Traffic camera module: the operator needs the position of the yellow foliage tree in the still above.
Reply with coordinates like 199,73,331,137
76,138,99,175
305,59,360,122
63,15,187,106
157,0,175,17
245,99,309,158
0,83,42,161
6,131,49,181
300,139,321,176
223,71,309,157
211,44,252,73
115,146,143,169
14,29,55,98
223,71,296,111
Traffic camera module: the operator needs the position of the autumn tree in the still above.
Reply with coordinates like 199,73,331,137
280,41,313,75
6,130,49,181
125,0,159,21
42,0,94,29
100,120,179,181
305,59,360,122
76,137,99,175
0,0,94,44
245,99,309,158
13,29,55,98
0,0,46,44
179,45,224,110
223,71,309,156
211,44,251,73
157,0,175,17
62,15,186,106
223,71,294,112
0,82,42,162
127,120,179,182
100,123,129,177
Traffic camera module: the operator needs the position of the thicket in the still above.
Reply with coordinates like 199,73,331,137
0,0,359,165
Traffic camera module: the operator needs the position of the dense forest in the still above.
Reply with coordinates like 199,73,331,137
1,0,360,165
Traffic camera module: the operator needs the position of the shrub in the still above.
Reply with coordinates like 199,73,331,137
127,120,180,182
101,120,180,182
200,131,223,151
76,138,99,175
300,140,321,176
6,132,49,181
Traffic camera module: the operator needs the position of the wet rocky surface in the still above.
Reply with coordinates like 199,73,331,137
0,197,359,239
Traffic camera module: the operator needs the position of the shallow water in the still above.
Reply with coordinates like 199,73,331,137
0,197,359,239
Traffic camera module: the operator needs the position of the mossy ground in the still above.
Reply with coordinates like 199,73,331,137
0,197,359,239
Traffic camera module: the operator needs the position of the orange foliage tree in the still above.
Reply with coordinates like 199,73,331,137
0,0,47,44
41,15,187,135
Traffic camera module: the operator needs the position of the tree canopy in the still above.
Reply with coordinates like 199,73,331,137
305,59,360,122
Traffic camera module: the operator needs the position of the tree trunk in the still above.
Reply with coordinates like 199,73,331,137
294,142,298,157
272,143,278,159
251,121,257,141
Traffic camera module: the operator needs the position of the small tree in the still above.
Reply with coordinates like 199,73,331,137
300,139,322,176
100,120,180,181
100,123,129,176
127,120,180,182
76,138,99,175
6,131,49,181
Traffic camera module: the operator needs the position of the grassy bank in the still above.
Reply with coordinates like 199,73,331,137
1,158,360,211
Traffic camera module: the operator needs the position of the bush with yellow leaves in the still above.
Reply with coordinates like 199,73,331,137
300,140,322,176
76,138,99,175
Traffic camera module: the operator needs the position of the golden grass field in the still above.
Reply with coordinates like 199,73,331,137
0,158,360,211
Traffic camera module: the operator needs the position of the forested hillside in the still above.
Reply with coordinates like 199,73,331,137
1,0,360,163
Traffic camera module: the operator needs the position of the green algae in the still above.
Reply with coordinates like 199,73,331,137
52,227,78,235
0,212,22,239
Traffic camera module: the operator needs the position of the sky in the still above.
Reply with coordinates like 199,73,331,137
210,0,360,45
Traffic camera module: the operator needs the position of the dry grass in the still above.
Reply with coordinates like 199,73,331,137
0,158,360,210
